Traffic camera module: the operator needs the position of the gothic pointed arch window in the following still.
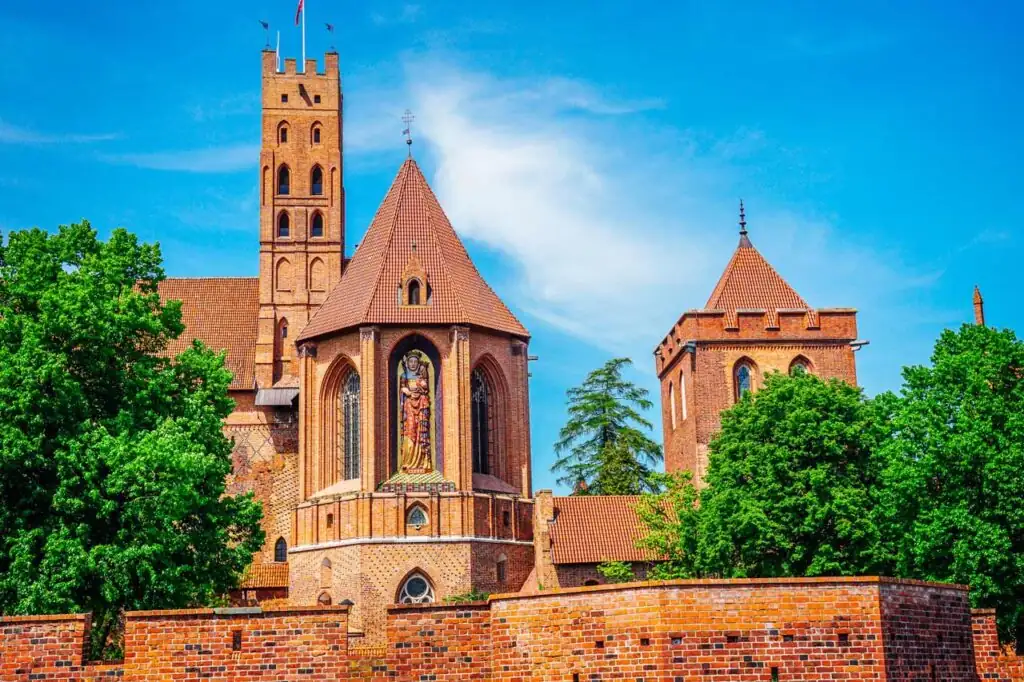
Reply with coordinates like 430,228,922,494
734,360,756,402
274,537,287,563
340,371,360,481
669,381,677,430
277,165,290,195
679,370,688,420
790,356,812,375
397,572,435,604
277,121,289,144
311,122,322,144
311,165,324,195
310,211,324,238
277,211,290,238
407,279,421,305
471,368,493,474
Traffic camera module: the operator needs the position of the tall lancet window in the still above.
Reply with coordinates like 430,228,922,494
471,369,491,475
341,372,361,480
734,362,754,402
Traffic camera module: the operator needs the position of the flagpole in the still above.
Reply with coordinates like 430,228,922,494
301,0,306,72
276,31,281,72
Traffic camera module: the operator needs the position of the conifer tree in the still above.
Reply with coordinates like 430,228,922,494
552,357,662,494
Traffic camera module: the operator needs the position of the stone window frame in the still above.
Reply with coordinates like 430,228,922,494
397,571,435,604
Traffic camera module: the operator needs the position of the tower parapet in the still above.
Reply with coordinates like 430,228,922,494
256,50,346,388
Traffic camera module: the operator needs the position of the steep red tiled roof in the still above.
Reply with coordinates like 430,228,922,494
549,496,658,565
298,159,528,341
239,562,289,589
158,277,259,391
704,235,808,312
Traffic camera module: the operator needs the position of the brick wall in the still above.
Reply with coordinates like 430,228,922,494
657,308,859,485
0,613,91,680
0,578,998,681
972,608,1024,681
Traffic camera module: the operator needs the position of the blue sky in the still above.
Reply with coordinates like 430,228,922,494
1,1,1021,493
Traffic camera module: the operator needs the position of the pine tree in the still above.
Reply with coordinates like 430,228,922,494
552,358,662,494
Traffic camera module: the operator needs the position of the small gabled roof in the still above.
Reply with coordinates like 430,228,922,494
704,232,808,313
298,158,528,341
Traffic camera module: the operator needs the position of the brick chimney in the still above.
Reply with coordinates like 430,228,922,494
973,286,985,326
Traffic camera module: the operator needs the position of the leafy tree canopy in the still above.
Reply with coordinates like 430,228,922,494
877,323,1024,642
552,357,662,494
637,372,890,582
0,221,264,656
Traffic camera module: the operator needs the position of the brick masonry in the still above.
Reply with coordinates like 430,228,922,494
5,578,1020,680
657,309,859,484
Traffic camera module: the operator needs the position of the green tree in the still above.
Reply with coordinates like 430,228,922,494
697,371,890,578
596,560,635,584
552,358,662,494
0,221,264,657
878,323,1024,643
634,471,706,580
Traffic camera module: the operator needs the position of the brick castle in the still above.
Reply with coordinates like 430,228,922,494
3,49,1018,679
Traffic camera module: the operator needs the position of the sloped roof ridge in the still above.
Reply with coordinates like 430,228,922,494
357,160,412,324
418,163,468,322
704,237,808,312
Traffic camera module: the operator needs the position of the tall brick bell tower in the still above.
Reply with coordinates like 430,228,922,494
255,50,345,390
655,203,860,486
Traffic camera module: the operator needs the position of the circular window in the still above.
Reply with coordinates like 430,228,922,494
398,573,435,604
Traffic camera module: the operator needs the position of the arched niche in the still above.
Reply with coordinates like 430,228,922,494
388,334,443,478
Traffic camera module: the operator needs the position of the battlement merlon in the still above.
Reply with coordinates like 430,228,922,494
261,49,340,79
654,307,859,378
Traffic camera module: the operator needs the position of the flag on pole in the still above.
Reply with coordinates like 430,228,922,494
259,19,269,30
295,0,304,26
325,22,334,33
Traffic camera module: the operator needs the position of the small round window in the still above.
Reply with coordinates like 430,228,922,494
398,573,435,604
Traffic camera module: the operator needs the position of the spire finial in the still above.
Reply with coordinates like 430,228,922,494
973,285,985,326
402,109,415,158
737,199,753,247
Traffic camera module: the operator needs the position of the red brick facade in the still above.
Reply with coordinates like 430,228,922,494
5,578,1018,680
655,231,860,484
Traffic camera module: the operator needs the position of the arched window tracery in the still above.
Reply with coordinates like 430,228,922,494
471,368,493,475
341,371,360,481
397,573,435,604
734,360,755,402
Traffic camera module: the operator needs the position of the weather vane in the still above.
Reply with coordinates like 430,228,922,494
739,199,747,236
402,109,415,157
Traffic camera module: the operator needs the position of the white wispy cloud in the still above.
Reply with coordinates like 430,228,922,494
0,119,118,145
101,143,259,173
343,58,930,364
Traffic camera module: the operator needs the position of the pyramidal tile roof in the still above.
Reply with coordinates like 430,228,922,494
298,159,528,341
704,233,808,312
157,277,259,391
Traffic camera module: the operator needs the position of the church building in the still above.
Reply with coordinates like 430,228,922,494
158,50,862,639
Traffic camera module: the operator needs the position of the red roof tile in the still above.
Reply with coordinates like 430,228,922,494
157,277,259,391
298,159,528,341
549,496,658,565
704,236,808,313
240,562,289,589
